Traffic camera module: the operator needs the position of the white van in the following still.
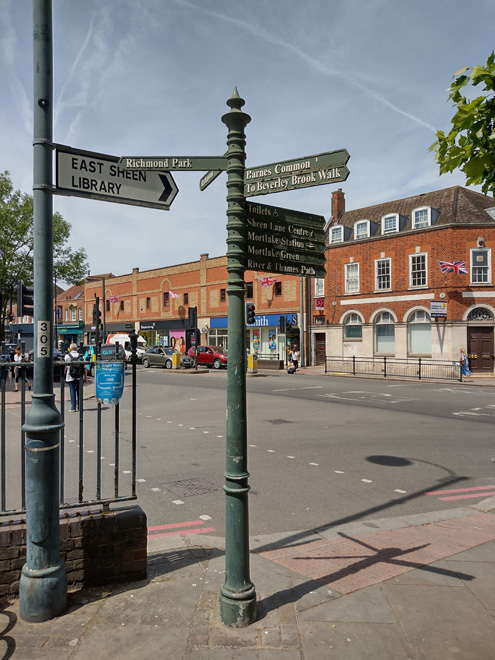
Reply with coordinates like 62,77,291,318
106,333,147,362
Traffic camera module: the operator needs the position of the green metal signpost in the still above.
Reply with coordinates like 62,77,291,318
245,201,327,278
244,149,349,197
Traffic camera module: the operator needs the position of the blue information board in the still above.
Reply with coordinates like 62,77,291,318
95,362,125,405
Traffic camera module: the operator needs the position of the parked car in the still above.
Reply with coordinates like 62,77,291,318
142,347,193,369
187,345,228,369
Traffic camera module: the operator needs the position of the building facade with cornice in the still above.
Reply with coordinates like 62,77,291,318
311,186,495,373
83,254,305,360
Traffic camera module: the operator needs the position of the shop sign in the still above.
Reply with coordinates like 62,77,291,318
431,301,447,318
315,298,325,310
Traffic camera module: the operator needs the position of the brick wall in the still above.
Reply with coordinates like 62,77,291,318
0,505,147,604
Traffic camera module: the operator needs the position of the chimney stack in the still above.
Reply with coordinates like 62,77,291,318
331,188,345,222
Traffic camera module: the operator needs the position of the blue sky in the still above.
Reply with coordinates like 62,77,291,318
1,0,494,281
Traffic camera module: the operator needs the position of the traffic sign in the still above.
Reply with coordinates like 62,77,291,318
55,145,178,210
244,149,349,197
245,201,327,278
118,156,229,172
200,151,229,191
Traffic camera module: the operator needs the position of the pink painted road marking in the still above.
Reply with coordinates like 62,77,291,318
438,491,495,501
148,527,216,539
148,521,204,532
147,519,216,539
426,485,495,495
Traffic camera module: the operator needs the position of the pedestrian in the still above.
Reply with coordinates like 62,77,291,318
14,346,31,391
64,343,87,411
459,348,472,381
292,346,299,371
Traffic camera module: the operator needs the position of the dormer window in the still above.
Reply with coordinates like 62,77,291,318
412,206,431,229
330,225,343,244
354,220,370,240
382,214,399,234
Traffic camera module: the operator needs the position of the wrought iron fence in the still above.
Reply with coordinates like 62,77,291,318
324,355,462,381
0,353,137,518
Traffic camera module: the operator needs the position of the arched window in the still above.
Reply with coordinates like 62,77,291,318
375,312,395,354
408,309,431,355
344,313,362,339
467,307,494,322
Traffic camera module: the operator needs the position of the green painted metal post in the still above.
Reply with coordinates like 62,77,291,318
219,89,257,627
19,0,67,622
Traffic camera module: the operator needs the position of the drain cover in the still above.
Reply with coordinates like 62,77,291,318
162,478,221,497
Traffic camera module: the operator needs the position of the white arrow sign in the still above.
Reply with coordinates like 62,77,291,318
55,145,178,210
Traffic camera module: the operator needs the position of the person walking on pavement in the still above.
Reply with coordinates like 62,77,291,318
14,346,31,391
64,343,86,411
292,346,299,371
460,348,472,381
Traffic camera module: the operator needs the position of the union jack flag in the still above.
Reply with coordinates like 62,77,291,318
258,277,277,287
107,295,121,303
169,291,179,298
439,260,468,274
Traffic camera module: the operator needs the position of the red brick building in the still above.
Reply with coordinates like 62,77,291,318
83,254,304,359
311,186,495,373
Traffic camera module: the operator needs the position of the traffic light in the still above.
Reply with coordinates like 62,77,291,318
188,306,197,328
17,280,34,317
93,297,102,327
286,318,292,333
245,302,256,325
279,316,286,333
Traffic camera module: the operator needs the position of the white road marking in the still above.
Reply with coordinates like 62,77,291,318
200,515,212,521
151,487,161,492
361,479,372,483
272,386,324,392
137,478,146,483
287,456,295,459
267,449,275,453
394,489,407,493
309,462,319,466
334,470,345,474
172,500,184,505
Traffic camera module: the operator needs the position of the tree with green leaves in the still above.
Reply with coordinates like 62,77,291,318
0,170,89,335
430,52,495,198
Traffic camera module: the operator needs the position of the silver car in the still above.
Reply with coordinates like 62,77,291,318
142,347,192,369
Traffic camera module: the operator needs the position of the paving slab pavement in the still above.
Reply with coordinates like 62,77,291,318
3,497,495,659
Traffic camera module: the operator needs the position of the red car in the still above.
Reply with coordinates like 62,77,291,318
188,345,228,369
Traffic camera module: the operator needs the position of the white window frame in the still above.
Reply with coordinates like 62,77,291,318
65,309,68,322
354,220,370,240
345,262,360,294
412,206,431,229
343,312,363,339
470,247,491,284
70,307,76,322
381,214,399,235
78,308,83,321
409,253,428,288
330,225,343,244
314,278,325,297
408,309,431,355
375,258,391,291
374,311,395,354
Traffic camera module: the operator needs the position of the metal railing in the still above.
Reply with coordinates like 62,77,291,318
252,352,280,361
0,353,137,517
324,355,462,381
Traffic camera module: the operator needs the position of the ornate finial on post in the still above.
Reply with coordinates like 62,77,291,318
219,91,256,627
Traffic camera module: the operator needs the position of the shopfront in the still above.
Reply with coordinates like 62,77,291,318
209,313,298,360
57,321,85,351
139,320,195,355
